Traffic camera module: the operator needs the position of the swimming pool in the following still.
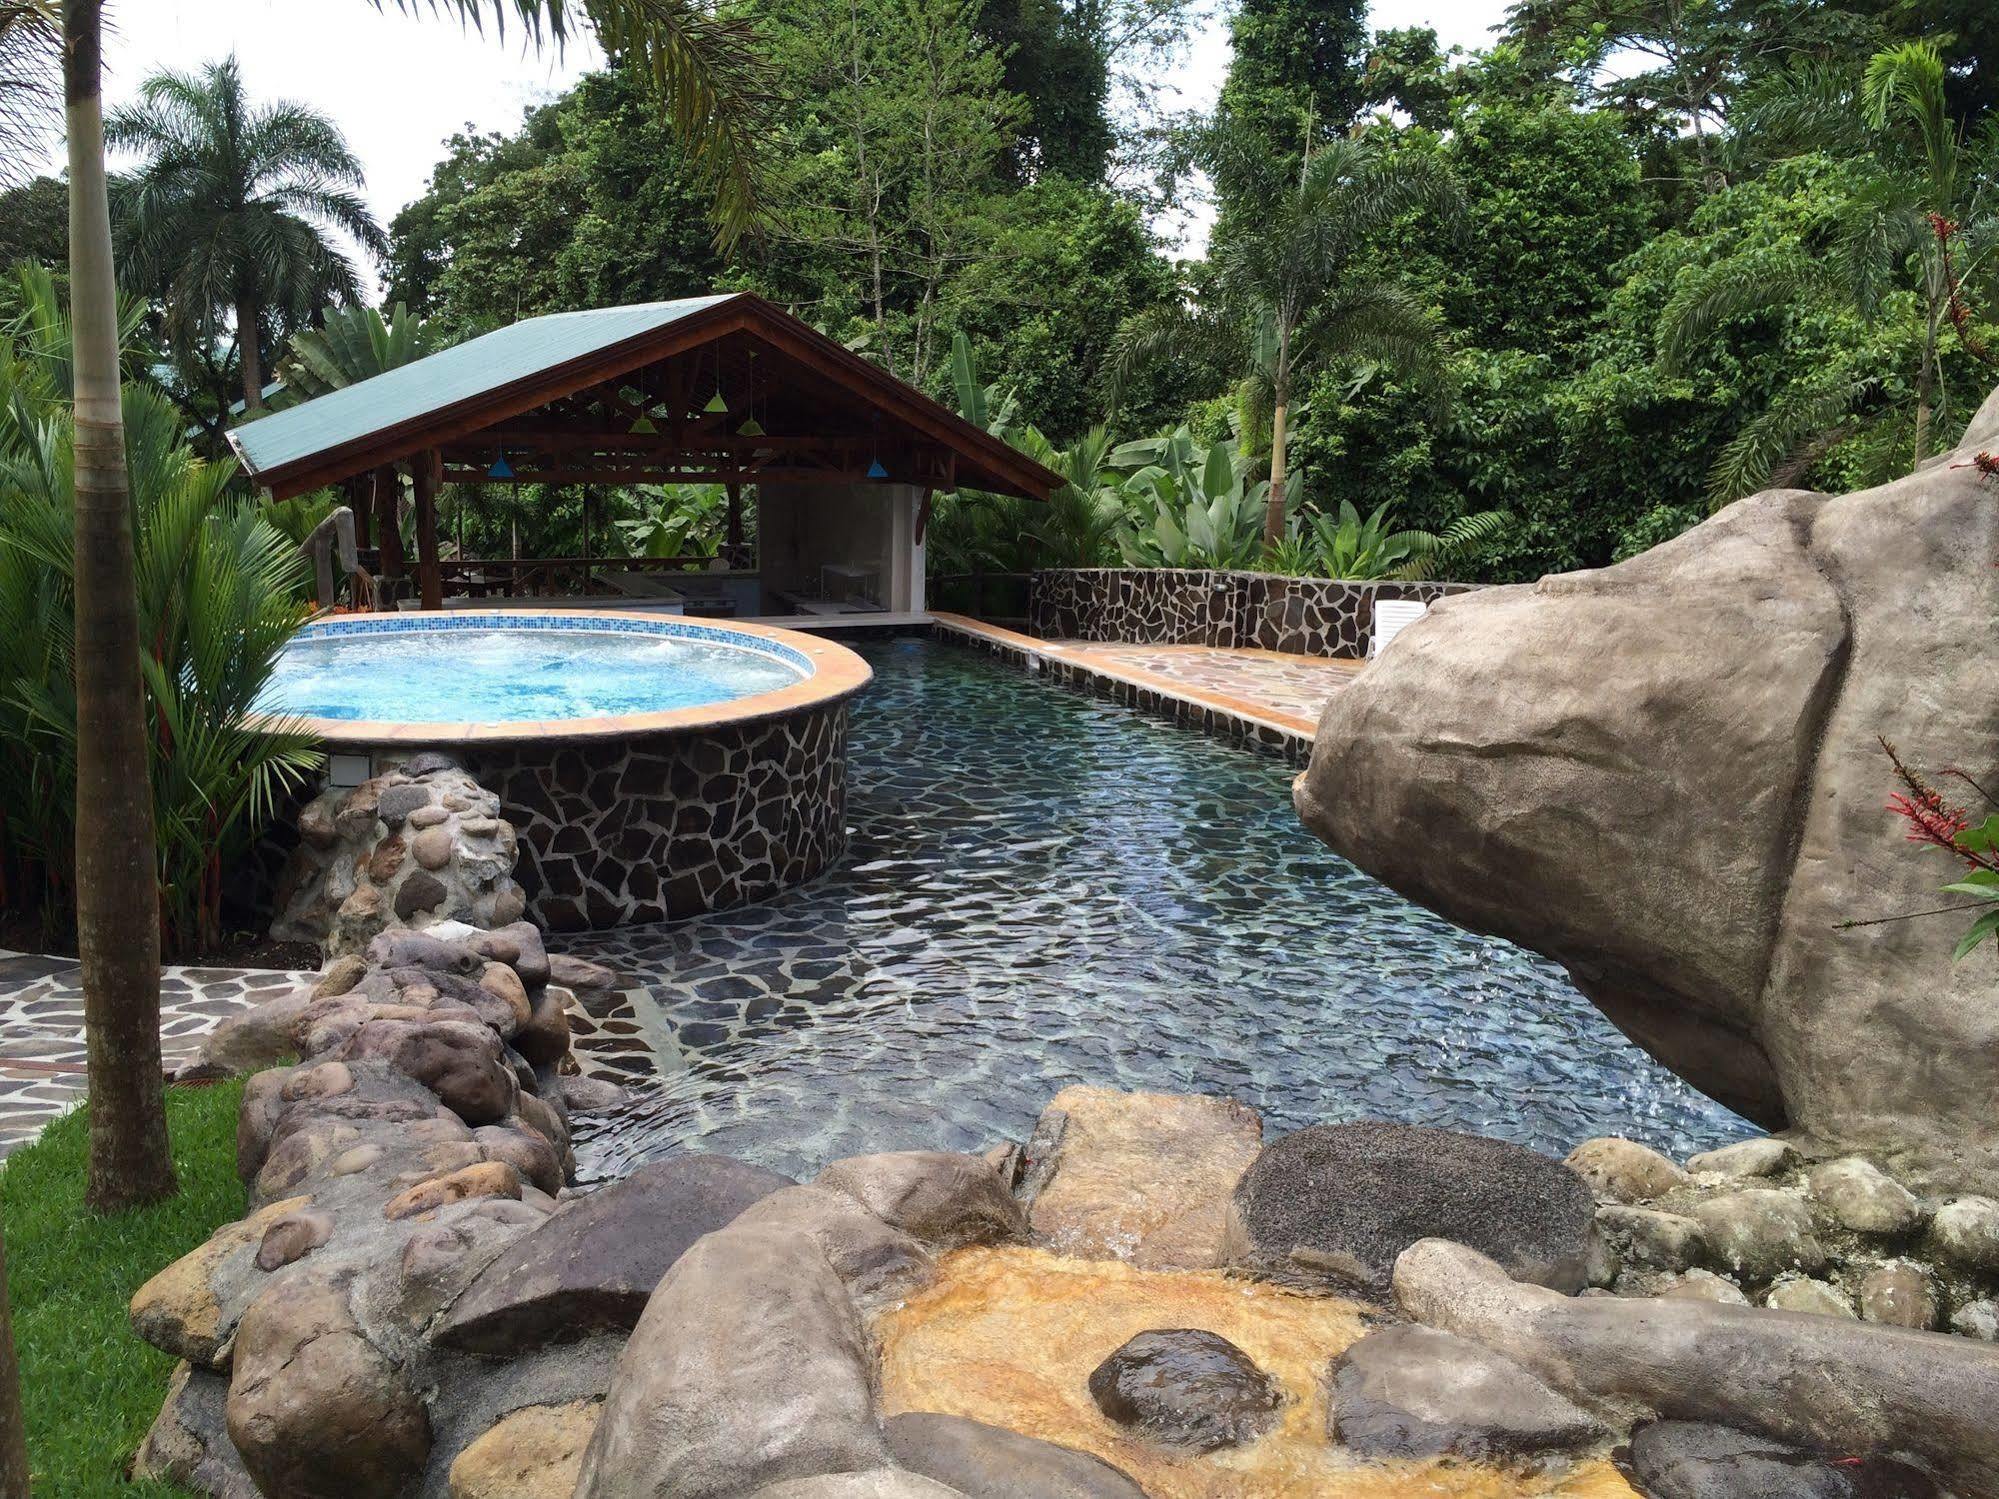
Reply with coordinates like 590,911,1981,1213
571,637,1747,1180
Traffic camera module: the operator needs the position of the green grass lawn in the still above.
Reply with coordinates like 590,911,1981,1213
2,1081,246,1498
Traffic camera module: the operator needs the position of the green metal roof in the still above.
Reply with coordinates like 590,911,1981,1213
228,295,735,483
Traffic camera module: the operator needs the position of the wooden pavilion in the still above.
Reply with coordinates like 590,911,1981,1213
228,293,1061,619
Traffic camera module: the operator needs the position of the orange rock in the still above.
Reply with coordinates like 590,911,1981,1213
384,1161,522,1221
1025,1087,1262,1270
874,1246,1638,1499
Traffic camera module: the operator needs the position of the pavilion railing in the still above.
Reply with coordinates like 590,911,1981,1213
426,550,752,599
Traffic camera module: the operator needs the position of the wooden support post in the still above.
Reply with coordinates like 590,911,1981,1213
347,476,371,548
726,481,743,563
915,487,933,545
374,464,406,611
581,486,592,596
414,450,443,611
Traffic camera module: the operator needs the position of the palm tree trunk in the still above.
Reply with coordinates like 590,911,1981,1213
0,1216,27,1499
1264,401,1290,551
64,0,176,1213
237,292,264,411
1263,329,1293,552
1914,303,1939,466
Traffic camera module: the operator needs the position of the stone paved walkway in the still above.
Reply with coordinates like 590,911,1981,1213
0,951,313,1159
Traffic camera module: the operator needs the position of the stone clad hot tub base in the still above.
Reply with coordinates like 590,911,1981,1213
459,702,849,930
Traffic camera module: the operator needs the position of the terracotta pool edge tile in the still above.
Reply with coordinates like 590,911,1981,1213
929,613,1321,746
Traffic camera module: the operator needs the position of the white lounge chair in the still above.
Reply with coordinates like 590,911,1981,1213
1370,598,1428,657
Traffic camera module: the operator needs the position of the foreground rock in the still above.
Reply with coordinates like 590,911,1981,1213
1225,1122,1595,1297
884,1413,1145,1499
434,1153,792,1354
1086,1328,1282,1452
576,1151,1028,1499
1395,1237,1999,1496
1328,1325,1599,1461
573,1229,888,1499
1017,1085,1263,1270
127,913,650,1499
1295,392,1999,1188
1628,1421,1942,1499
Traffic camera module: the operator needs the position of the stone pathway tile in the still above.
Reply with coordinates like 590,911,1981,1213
0,951,314,1160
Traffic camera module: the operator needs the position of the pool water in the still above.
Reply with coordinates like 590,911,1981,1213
263,618,806,723
572,638,1746,1180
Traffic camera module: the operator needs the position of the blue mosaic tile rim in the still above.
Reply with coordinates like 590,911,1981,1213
294,612,816,677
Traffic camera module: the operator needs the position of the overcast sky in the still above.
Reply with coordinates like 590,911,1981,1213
39,0,1509,278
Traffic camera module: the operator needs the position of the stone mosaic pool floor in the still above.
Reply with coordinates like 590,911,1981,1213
568,637,1748,1182
0,635,1750,1173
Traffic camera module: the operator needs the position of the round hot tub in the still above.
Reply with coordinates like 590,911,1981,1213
260,611,872,930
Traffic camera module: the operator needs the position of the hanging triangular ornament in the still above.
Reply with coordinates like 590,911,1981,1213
737,416,766,437
866,458,888,479
487,451,514,479
629,414,657,434
704,390,728,414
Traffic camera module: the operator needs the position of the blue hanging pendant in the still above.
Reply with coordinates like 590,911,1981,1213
487,450,514,479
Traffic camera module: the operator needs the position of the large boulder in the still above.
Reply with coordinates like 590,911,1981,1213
1294,407,1999,1188
434,1153,792,1353
572,1226,890,1499
1223,1122,1595,1298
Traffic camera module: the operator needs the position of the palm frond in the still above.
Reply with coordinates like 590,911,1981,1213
0,0,59,188
1706,375,1877,506
1655,252,1822,374
380,0,775,248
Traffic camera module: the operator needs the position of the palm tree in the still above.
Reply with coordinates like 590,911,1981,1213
1661,41,1998,495
108,58,386,412
52,0,771,1222
276,300,452,398
0,14,61,1485
1116,122,1463,550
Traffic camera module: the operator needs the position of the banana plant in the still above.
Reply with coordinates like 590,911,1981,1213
616,483,729,559
948,329,1018,437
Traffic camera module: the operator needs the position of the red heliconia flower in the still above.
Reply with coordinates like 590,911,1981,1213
1887,789,1972,855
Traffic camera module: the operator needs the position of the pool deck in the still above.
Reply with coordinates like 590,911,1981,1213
929,613,1360,760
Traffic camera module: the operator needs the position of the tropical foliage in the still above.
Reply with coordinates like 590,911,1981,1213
275,301,453,400
0,271,320,956
107,57,388,414
617,483,733,558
